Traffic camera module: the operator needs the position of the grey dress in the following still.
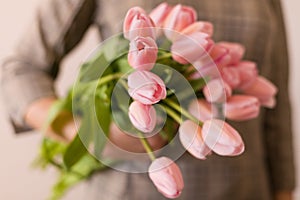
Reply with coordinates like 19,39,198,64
1,0,295,199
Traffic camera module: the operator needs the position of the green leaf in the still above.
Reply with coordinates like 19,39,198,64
94,85,112,157
78,36,128,83
63,135,87,169
189,77,207,91
33,138,66,169
103,36,129,61
50,154,107,200
79,53,110,83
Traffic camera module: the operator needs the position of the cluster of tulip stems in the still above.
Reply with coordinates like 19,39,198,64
121,3,277,199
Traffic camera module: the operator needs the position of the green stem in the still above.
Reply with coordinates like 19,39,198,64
163,99,202,126
164,105,183,124
157,52,172,62
96,72,124,87
137,132,156,161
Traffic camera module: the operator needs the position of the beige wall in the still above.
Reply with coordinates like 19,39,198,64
0,0,299,199
283,0,300,198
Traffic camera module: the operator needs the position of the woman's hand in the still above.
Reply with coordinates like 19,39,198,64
25,97,167,156
102,123,168,160
25,97,77,142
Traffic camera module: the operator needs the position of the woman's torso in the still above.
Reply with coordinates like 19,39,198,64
85,0,278,199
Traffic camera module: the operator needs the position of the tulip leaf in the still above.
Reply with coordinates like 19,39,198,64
63,135,87,169
190,78,207,91
50,154,107,200
79,53,109,83
93,86,112,157
103,36,129,61
63,99,97,169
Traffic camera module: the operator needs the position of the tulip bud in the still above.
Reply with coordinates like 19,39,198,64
171,32,213,64
209,43,231,67
203,79,232,103
128,70,167,105
222,67,241,89
181,21,214,37
123,7,156,40
202,119,245,156
188,99,218,122
149,2,172,27
190,44,230,79
179,120,211,159
128,101,156,133
242,76,278,108
128,36,158,70
218,42,245,65
224,95,260,121
235,61,258,90
163,4,197,41
148,157,184,199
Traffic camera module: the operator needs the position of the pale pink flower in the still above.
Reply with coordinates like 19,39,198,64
128,70,166,105
171,32,213,64
128,36,158,70
224,95,260,121
188,99,217,122
163,4,197,41
128,101,156,133
181,21,214,37
149,2,172,27
123,7,156,40
222,67,241,89
202,119,245,156
209,43,231,67
235,61,258,90
203,79,232,103
218,42,245,65
190,44,230,79
242,76,278,108
148,157,184,199
179,120,211,159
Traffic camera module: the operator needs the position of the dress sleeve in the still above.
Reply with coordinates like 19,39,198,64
264,0,296,192
0,0,96,133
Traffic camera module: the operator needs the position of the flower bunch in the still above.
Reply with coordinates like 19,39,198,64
38,2,278,200
122,3,278,198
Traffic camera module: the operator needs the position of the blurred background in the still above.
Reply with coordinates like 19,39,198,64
0,0,299,199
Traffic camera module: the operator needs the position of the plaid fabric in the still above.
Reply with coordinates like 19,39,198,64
0,0,295,199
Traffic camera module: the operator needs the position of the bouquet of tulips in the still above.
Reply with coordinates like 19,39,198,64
36,3,278,200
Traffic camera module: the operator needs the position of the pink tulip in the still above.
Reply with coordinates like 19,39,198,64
148,157,184,199
218,42,245,65
222,67,241,89
123,7,156,41
163,4,197,41
190,44,230,79
208,43,231,67
188,99,217,122
128,101,156,133
242,76,278,108
235,61,258,90
171,32,213,64
224,95,260,121
128,70,167,104
203,79,232,103
149,3,172,27
128,36,158,70
179,120,211,159
202,119,245,156
191,59,221,79
181,21,214,37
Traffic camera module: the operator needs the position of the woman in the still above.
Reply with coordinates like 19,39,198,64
1,0,295,199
